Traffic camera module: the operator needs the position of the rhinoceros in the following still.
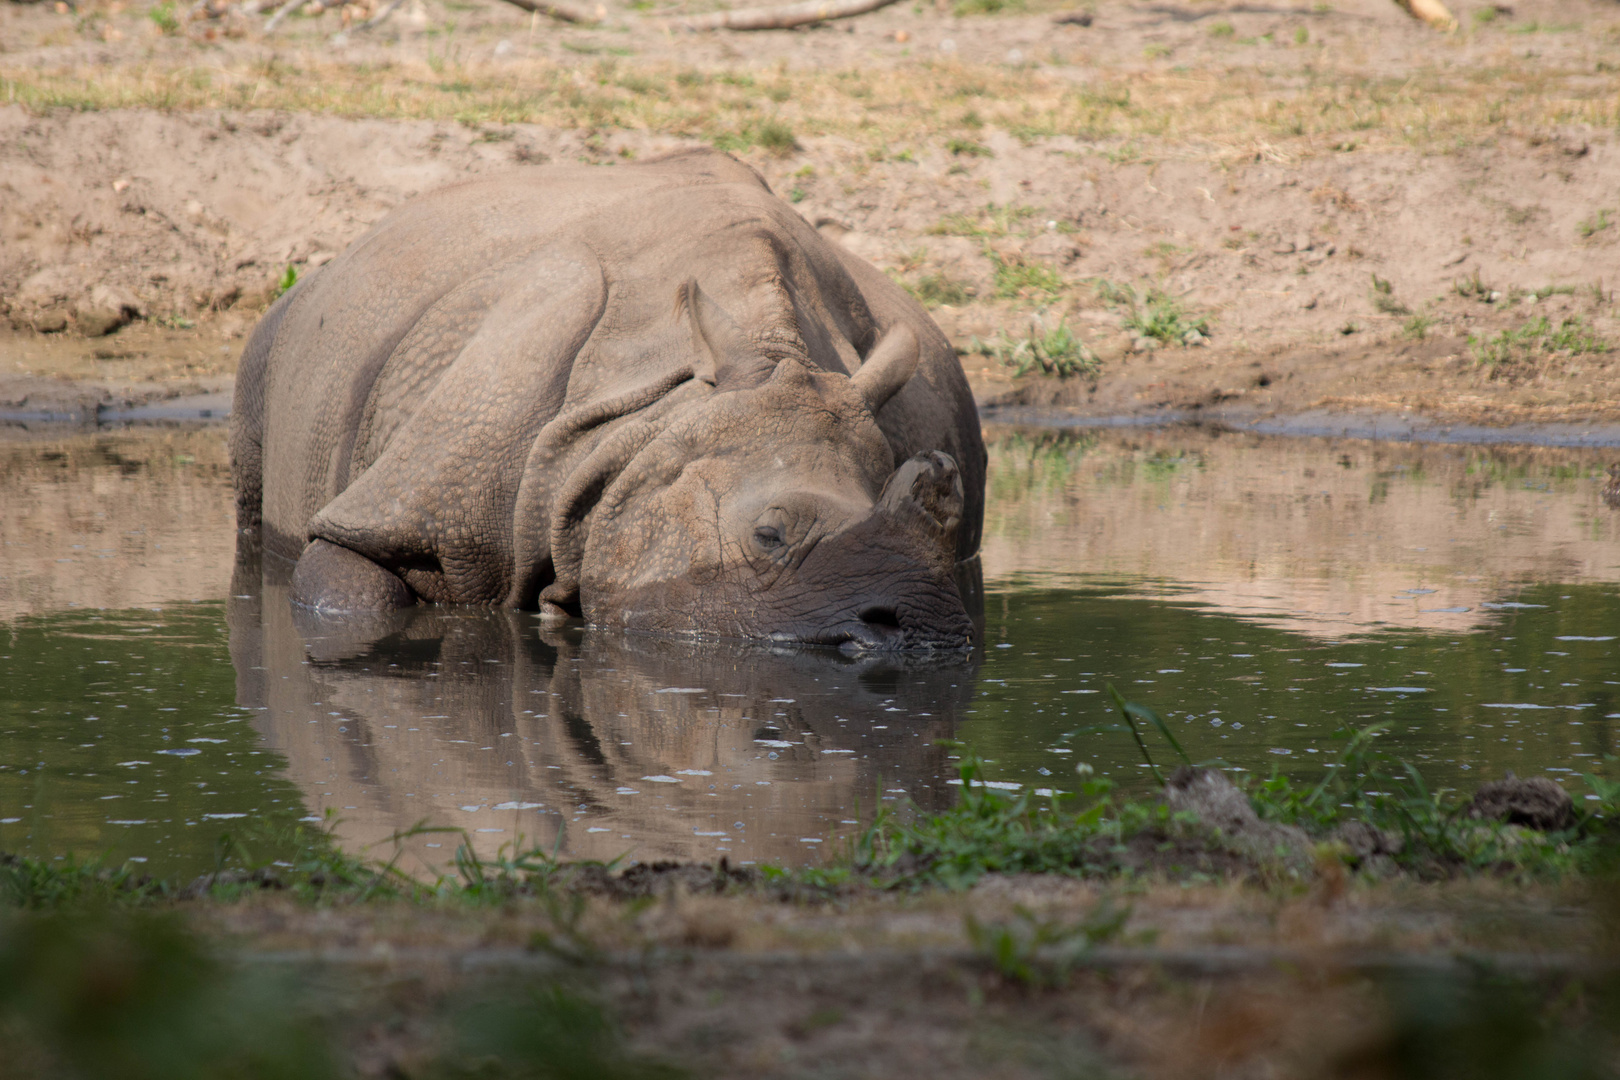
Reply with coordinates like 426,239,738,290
230,148,985,651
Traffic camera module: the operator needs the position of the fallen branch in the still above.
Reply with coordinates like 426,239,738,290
263,0,309,32
351,0,406,32
494,0,606,24
1393,0,1456,30
673,0,901,32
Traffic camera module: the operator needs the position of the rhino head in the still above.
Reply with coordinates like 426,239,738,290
548,283,973,652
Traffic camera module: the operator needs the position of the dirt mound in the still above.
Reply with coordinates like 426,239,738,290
1467,773,1576,832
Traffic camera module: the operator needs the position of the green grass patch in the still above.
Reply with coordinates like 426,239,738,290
712,119,798,156
1402,312,1435,340
928,204,1038,239
990,252,1064,301
146,1,180,34
905,272,974,307
1577,209,1613,239
963,317,1100,378
1369,273,1410,316
1470,315,1609,368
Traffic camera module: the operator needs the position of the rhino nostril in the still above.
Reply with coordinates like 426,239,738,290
859,605,902,631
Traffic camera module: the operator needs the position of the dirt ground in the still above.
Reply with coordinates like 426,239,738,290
197,872,1612,1079
2,0,1618,425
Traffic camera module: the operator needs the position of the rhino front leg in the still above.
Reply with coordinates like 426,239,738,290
290,539,415,612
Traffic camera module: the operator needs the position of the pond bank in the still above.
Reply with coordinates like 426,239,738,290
10,359,1620,454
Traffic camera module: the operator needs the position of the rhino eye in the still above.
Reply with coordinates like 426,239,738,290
753,526,784,550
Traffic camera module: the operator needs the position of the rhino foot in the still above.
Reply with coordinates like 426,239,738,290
290,539,415,613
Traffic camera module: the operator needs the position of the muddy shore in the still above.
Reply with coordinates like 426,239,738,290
4,0,1619,432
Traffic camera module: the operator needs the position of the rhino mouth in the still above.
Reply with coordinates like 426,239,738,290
781,607,973,654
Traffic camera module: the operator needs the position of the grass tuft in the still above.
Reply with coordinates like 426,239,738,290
945,137,993,157
1096,280,1211,345
1370,273,1410,315
989,251,1064,301
965,317,1099,378
907,272,973,307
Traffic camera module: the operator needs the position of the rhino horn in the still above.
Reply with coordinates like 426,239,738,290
679,279,774,391
877,449,964,544
850,323,919,415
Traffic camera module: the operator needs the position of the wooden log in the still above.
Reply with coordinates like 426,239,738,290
673,0,902,32
494,0,606,24
352,0,406,32
263,0,310,32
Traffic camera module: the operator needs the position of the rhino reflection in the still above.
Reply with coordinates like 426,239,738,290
229,547,980,873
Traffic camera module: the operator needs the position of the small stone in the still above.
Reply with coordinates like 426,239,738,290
1339,321,1359,335
75,306,126,337
939,38,956,53
1132,336,1159,353
1182,329,1205,346
892,28,909,42
1329,820,1403,861
1441,250,1468,267
1271,240,1296,255
32,309,69,334
1293,233,1312,253
1300,293,1319,311
112,178,131,193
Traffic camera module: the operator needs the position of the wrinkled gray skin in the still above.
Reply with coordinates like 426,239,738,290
231,149,985,651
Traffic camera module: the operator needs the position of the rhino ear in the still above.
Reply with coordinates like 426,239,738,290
678,280,773,391
850,323,919,414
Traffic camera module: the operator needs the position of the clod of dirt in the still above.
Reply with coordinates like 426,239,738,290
564,859,760,900
1327,821,1403,876
30,308,69,334
179,866,288,899
1164,767,1311,869
1466,772,1574,832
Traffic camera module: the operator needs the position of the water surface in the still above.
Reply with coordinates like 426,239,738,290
2,424,1616,876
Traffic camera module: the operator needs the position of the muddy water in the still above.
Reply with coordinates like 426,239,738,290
2,424,1617,877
